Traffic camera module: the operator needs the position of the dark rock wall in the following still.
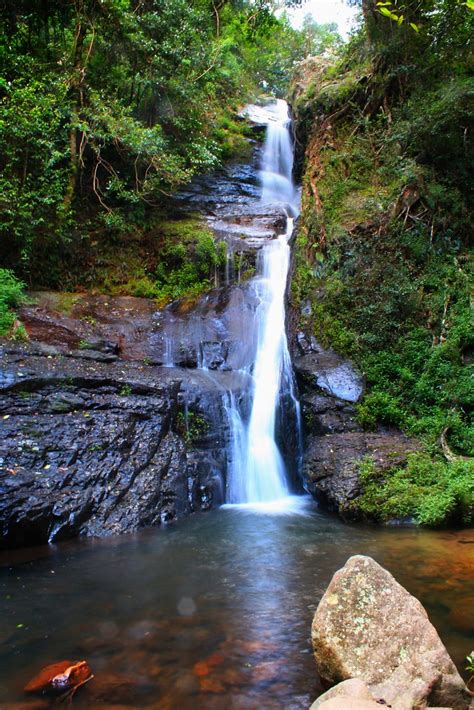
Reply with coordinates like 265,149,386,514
290,330,419,520
0,344,230,549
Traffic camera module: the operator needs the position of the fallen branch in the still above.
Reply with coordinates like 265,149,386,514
440,426,471,463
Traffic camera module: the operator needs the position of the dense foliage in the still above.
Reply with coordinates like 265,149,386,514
0,268,26,335
0,0,336,285
291,0,473,525
355,453,473,526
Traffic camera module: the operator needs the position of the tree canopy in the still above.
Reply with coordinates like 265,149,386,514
0,0,338,276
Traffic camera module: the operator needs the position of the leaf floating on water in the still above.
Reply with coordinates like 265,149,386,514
24,660,93,696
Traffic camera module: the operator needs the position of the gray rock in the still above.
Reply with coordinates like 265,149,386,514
292,330,419,521
312,555,471,710
294,338,364,403
301,392,361,435
0,347,238,549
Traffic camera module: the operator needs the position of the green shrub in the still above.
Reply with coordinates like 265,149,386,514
176,410,209,444
356,453,474,526
356,391,405,430
126,276,160,299
152,218,226,303
0,269,26,335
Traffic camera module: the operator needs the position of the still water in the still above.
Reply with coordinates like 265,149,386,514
1,500,473,709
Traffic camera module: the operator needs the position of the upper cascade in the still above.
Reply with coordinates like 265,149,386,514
260,99,298,216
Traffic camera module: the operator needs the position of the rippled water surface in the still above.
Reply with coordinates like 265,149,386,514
1,500,473,709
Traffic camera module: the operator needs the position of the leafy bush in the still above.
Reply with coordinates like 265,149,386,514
0,269,26,335
153,220,226,302
356,453,474,527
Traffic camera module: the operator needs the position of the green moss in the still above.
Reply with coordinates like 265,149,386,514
49,293,82,314
176,410,209,445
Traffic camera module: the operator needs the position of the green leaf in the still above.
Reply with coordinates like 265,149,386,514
410,22,420,32
378,6,400,20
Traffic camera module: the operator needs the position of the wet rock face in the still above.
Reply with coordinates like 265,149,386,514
303,430,419,517
0,139,298,549
312,555,471,710
155,285,260,371
0,344,234,550
294,333,364,403
293,331,419,519
173,152,262,211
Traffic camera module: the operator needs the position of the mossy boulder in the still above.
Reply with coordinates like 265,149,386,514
312,555,471,709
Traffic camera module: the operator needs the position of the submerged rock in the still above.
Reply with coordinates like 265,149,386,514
24,660,93,696
311,555,471,710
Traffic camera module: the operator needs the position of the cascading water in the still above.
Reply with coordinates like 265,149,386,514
226,98,302,505
260,99,298,214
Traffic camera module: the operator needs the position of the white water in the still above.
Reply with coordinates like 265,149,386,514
260,99,298,214
226,99,301,506
163,336,174,367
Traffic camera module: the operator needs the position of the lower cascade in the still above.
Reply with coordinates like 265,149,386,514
226,99,301,505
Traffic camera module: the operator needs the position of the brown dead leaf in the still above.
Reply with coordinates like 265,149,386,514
24,659,93,696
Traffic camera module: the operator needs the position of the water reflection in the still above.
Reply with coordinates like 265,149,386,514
0,505,473,709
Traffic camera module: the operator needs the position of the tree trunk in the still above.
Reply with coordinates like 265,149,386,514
63,4,87,211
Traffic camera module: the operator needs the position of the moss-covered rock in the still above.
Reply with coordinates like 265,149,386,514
289,20,473,526
312,555,471,708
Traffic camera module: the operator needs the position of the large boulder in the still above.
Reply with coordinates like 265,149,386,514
312,555,471,710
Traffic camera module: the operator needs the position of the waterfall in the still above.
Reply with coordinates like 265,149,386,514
260,99,298,215
226,98,301,505
163,336,174,368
